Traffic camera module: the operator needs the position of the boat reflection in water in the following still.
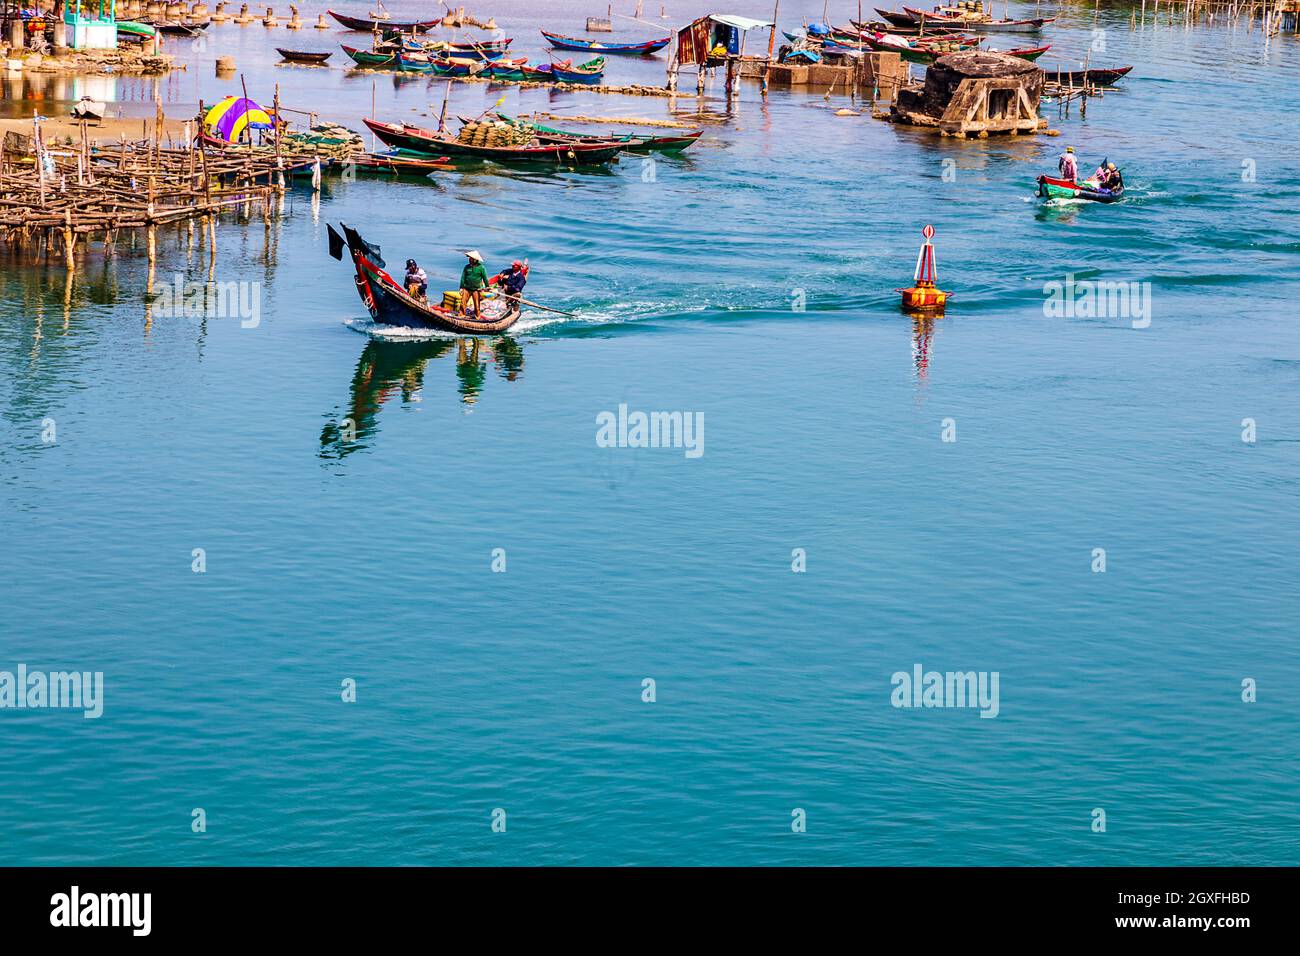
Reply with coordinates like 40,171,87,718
320,334,526,459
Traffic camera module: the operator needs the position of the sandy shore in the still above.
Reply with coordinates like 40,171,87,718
0,114,192,146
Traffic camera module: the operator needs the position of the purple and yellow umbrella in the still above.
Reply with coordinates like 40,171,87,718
203,96,276,144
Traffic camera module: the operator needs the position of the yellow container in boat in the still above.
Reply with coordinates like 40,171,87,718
442,290,462,310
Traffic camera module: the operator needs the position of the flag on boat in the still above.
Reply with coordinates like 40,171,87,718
203,96,277,144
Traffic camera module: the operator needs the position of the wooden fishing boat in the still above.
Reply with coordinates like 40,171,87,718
328,10,442,32
540,30,671,54
424,39,511,61
1036,174,1123,203
278,48,334,64
1045,65,1133,86
363,118,628,165
395,52,436,73
517,62,567,81
328,223,523,333
152,19,210,35
484,58,532,80
903,7,1055,31
836,24,979,44
875,8,920,27
861,34,987,63
429,57,487,77
1001,44,1049,61
854,18,974,37
341,44,397,67
350,150,454,174
549,57,605,85
494,113,702,153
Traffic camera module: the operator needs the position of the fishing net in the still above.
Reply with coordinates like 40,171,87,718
457,121,535,148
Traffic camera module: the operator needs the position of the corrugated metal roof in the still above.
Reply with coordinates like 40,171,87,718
708,14,775,30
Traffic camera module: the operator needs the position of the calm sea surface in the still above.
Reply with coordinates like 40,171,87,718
2,2,1298,865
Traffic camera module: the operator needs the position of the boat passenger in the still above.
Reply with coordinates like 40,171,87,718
459,250,489,316
404,259,428,300
1105,162,1123,191
1058,146,1078,183
491,260,529,304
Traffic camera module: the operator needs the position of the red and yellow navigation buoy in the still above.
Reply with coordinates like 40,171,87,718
898,224,950,313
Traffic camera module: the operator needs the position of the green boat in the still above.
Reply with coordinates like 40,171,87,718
341,45,397,68
116,20,157,39
494,113,703,153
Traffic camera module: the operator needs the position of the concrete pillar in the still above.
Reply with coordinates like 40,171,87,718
8,18,25,51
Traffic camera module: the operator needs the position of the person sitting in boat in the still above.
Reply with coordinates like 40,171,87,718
1058,146,1078,183
404,259,428,300
490,260,529,304
1099,162,1123,191
459,250,490,316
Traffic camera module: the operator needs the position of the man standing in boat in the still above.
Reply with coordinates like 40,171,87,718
1058,146,1078,184
460,250,490,317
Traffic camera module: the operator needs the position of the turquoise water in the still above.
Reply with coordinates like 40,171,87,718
2,3,1299,865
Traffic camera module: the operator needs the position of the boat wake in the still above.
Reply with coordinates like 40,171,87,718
344,310,574,340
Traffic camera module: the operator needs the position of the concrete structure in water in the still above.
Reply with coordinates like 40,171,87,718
889,51,1047,138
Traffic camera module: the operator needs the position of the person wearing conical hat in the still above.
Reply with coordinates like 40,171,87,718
1058,145,1078,184
459,250,489,317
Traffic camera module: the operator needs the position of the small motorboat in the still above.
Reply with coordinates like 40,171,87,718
1036,174,1124,203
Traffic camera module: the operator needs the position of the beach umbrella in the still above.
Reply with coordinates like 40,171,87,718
203,96,276,144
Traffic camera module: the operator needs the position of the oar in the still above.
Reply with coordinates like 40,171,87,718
514,296,576,317
484,288,576,318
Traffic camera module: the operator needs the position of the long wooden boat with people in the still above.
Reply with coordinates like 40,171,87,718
328,9,442,32
363,118,630,166
540,30,671,54
327,223,524,333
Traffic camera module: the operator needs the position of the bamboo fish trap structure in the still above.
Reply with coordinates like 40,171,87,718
0,90,351,272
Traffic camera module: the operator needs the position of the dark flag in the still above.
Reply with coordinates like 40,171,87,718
326,223,345,261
